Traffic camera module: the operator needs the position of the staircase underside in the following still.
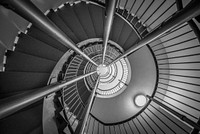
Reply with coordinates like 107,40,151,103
0,0,200,134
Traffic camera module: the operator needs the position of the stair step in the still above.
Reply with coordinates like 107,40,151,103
117,8,124,15
27,26,69,52
0,71,50,95
77,69,84,76
123,31,139,50
77,80,90,104
135,21,141,29
71,101,82,117
16,33,64,61
110,15,124,45
88,4,104,38
68,66,79,70
47,9,80,43
141,29,149,37
131,17,139,25
127,14,134,22
65,91,77,105
73,2,97,38
122,10,129,18
70,60,82,66
118,22,133,47
66,71,77,75
0,90,34,100
29,125,43,134
67,95,79,111
138,25,146,33
80,59,88,67
80,89,90,105
64,84,76,98
0,100,43,134
65,75,77,81
57,4,88,41
5,51,56,73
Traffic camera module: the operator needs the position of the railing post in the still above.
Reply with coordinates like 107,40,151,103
109,0,200,66
0,0,98,66
190,117,200,134
75,77,100,134
0,71,96,119
146,95,200,131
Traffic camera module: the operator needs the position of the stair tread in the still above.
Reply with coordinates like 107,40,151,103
0,100,43,134
64,91,77,104
29,125,43,134
118,24,133,47
57,4,88,41
123,31,140,50
122,10,129,18
110,15,125,44
80,88,90,104
5,50,56,73
73,2,97,38
16,33,64,61
131,17,139,25
77,80,90,104
88,4,105,38
0,71,50,94
127,14,134,22
27,26,69,52
64,84,77,99
0,90,34,100
47,9,80,43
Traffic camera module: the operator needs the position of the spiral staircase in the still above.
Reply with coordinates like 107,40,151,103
0,0,200,134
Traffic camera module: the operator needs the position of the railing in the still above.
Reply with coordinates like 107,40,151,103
51,0,200,133
60,55,87,133
81,108,190,133
119,0,177,31
77,0,200,133
150,22,200,123
1,0,199,133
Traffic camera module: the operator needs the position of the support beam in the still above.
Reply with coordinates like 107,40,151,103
146,95,200,131
108,0,200,65
102,0,118,64
75,77,100,134
0,0,98,66
0,71,96,119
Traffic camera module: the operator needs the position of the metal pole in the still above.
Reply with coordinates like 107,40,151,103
74,77,100,134
108,0,200,66
0,0,98,66
0,71,96,119
102,0,118,64
146,95,200,131
80,77,99,134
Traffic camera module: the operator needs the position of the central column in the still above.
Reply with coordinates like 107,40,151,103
96,64,109,76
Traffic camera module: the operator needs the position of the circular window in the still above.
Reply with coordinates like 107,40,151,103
84,43,132,98
134,94,147,107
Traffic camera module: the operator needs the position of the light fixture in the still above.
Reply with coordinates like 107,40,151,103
135,94,147,107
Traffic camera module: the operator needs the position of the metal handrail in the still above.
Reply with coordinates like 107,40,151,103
0,71,96,119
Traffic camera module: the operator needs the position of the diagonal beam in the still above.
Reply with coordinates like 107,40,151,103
0,71,96,119
0,0,98,66
75,77,99,134
102,0,118,64
108,0,200,66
